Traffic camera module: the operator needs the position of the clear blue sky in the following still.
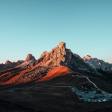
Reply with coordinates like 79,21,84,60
0,0,112,63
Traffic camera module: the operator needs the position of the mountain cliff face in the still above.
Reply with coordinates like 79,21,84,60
0,42,112,105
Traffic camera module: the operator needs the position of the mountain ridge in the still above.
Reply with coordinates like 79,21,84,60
0,42,111,86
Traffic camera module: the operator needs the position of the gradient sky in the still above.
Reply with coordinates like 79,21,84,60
0,0,112,63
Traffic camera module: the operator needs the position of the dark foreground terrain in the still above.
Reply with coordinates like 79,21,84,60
0,82,112,112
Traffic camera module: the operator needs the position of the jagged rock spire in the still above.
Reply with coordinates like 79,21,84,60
36,42,89,71
58,42,66,48
37,42,67,66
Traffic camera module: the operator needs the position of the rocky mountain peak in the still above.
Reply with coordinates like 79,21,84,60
58,41,66,49
83,55,112,72
25,54,36,62
16,54,36,68
83,55,93,61
38,42,66,67
37,42,89,71
5,60,12,65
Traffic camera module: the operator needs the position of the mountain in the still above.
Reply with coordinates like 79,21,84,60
0,42,112,112
0,60,23,72
83,55,112,73
36,42,91,71
16,54,36,68
0,42,93,86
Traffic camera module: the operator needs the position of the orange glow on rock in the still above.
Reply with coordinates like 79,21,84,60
39,66,71,81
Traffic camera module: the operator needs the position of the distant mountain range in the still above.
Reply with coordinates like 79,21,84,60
83,55,112,72
0,42,112,112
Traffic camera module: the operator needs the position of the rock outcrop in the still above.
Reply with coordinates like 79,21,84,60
25,54,36,62
17,54,36,68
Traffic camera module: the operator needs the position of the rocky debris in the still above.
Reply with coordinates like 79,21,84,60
22,66,49,81
39,66,72,81
1,66,50,85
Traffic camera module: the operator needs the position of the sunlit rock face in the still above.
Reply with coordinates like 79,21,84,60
39,66,72,81
37,42,66,66
36,42,90,71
